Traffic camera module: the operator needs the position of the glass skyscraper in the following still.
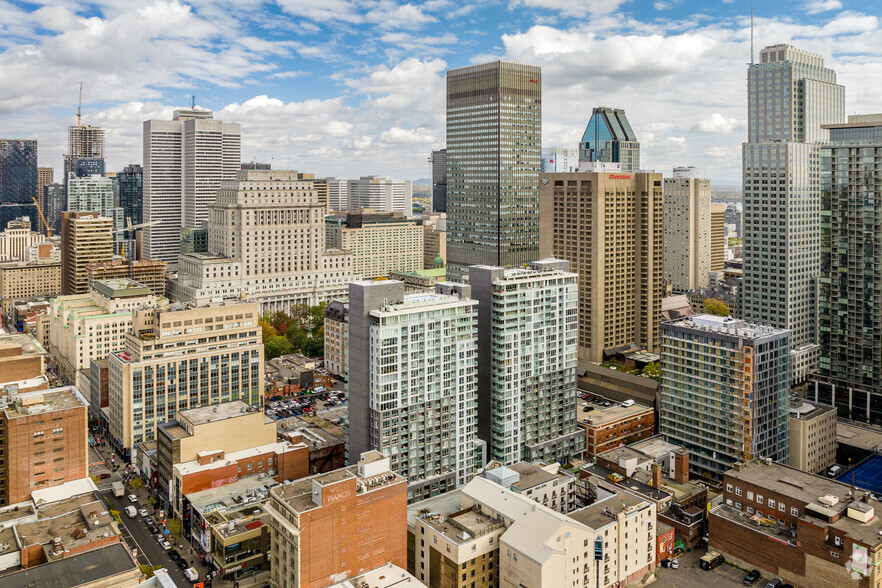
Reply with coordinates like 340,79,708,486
0,139,38,231
118,164,143,227
430,148,447,213
578,107,640,172
741,44,844,385
445,61,541,282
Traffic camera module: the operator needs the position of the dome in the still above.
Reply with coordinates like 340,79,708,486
433,254,444,266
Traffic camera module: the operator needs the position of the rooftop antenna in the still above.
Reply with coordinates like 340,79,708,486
190,95,196,109
750,0,754,65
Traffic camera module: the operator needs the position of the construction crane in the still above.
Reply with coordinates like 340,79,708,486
113,218,161,233
77,82,83,128
30,197,54,238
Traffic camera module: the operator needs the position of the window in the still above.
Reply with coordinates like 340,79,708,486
747,491,754,500
735,487,742,496
768,499,776,509
757,495,763,504
726,483,733,492
791,507,799,517
779,502,785,512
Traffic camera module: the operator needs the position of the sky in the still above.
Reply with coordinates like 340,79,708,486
2,0,881,186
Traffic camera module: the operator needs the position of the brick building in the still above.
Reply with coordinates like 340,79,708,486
578,396,654,455
267,451,407,588
657,521,675,561
710,459,882,587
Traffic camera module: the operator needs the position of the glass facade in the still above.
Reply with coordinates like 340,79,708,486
430,148,447,213
118,164,143,229
578,107,640,172
445,61,541,282
0,140,38,230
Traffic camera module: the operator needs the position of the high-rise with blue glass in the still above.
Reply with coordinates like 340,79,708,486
0,139,38,231
578,107,640,172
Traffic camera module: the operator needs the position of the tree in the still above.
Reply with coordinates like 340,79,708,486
167,518,183,537
703,298,731,317
303,337,324,358
259,320,276,342
640,362,660,378
265,335,294,359
290,303,311,328
286,324,309,350
309,302,330,332
128,477,145,490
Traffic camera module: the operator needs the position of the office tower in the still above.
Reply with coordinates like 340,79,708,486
312,177,329,211
0,139,38,232
578,107,640,172
324,177,349,212
660,314,791,478
430,148,447,212
107,301,263,457
36,167,52,199
347,280,485,501
539,171,664,363
541,146,575,172
663,166,712,293
168,170,354,312
0,385,88,506
85,259,168,297
0,218,43,262
325,210,422,278
142,109,241,265
267,452,407,588
347,176,412,216
60,212,113,295
445,61,542,282
43,183,64,235
469,260,582,465
813,115,882,419
725,204,742,239
742,45,845,384
66,174,124,251
117,164,142,227
0,262,60,311
710,204,726,272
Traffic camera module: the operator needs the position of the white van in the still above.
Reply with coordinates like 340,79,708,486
124,506,137,518
621,399,635,407
828,465,842,477
184,568,199,582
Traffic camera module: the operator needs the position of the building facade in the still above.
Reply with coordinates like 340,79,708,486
663,167,712,293
580,401,655,456
445,61,542,282
323,299,347,379
85,259,168,297
117,164,143,229
711,204,726,272
0,139,38,232
347,280,485,501
788,399,836,474
60,212,113,295
167,170,354,313
347,176,412,216
325,211,422,279
742,45,845,383
660,315,791,479
323,177,349,212
541,146,576,173
0,262,60,311
430,148,447,213
539,171,664,363
0,218,44,262
578,107,640,172
469,260,583,465
66,174,124,248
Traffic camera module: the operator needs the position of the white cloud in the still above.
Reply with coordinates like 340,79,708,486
378,126,436,144
804,0,843,15
693,113,741,134
509,0,628,17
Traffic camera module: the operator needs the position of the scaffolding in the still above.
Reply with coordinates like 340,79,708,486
85,259,168,297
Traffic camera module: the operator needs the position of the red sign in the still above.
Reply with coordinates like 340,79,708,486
530,79,538,83
609,174,632,180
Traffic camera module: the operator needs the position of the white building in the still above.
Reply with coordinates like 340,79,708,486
0,218,43,262
348,176,412,216
484,461,577,514
167,170,355,313
663,166,712,293
324,177,349,212
142,109,240,266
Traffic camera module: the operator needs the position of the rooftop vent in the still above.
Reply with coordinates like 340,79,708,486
818,495,839,507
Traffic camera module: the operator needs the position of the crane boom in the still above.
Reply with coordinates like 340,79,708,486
77,82,83,128
31,196,54,238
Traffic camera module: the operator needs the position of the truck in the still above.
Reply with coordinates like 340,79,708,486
125,506,137,518
111,481,124,497
700,551,725,570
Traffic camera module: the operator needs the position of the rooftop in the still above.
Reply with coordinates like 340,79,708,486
837,421,882,451
577,397,653,427
581,464,670,503
507,462,559,490
179,400,259,428
419,505,505,545
664,314,789,341
91,279,152,299
598,445,652,465
789,398,836,422
326,563,424,588
630,437,683,460
187,475,275,514
0,333,45,356
203,503,269,539
568,483,651,529
1,386,87,419
0,542,137,588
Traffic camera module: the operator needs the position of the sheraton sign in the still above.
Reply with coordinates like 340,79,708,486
609,174,632,180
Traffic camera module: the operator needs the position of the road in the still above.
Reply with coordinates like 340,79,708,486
655,548,762,588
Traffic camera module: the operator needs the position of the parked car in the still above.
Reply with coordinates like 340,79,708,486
127,494,138,503
168,550,181,562
184,568,199,582
144,516,154,526
125,506,137,518
765,580,783,588
98,473,112,479
178,558,190,570
148,524,159,534
154,533,164,543
160,540,172,551
138,508,148,517
743,569,762,586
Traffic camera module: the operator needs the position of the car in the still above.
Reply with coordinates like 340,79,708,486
138,508,148,517
184,568,199,582
98,473,112,479
154,533,164,543
127,494,138,503
168,550,181,562
148,524,159,534
743,569,762,586
765,580,783,588
160,540,172,551
660,558,672,568
177,558,190,570
660,558,679,569
144,516,154,525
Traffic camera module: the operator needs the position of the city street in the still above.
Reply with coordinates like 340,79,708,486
656,548,764,588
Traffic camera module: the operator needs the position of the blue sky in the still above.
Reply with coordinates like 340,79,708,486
1,0,881,184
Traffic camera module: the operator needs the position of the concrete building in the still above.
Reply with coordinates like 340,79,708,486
469,260,583,465
0,262,60,311
742,45,845,384
167,169,354,313
539,171,664,363
711,459,882,588
0,333,50,395
0,385,88,506
430,148,447,213
445,61,541,282
46,279,167,388
323,299,347,379
347,280,485,501
326,564,424,588
325,210,423,279
142,109,241,265
814,115,882,422
107,301,263,457
267,451,407,588
195,498,272,583
323,177,349,212
578,107,640,172
60,212,113,295
155,400,308,520
66,174,123,249
484,461,577,513
577,397,655,456
36,167,52,202
85,258,168,297
0,218,45,262
726,204,742,238
347,176,412,216
788,398,836,474
423,216,446,269
663,166,712,293
660,315,791,479
541,146,576,172
710,204,726,272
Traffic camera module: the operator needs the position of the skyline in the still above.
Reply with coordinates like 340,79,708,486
1,0,880,184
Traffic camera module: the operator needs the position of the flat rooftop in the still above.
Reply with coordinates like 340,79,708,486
203,503,269,539
598,446,652,464
728,460,859,510
420,506,504,545
582,464,670,503
179,400,258,427
630,437,683,460
789,399,836,422
0,333,45,356
837,421,882,451
0,542,137,588
272,464,404,514
92,279,152,298
187,475,274,514
2,386,87,419
577,397,653,427
507,462,558,490
568,483,650,529
327,563,423,587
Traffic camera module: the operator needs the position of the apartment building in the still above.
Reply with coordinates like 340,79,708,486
60,212,113,295
579,399,655,456
266,451,407,588
323,299,347,379
107,301,264,457
663,167,712,293
788,399,836,474
710,204,726,272
347,176,412,216
469,260,583,465
0,262,60,310
86,259,168,297
484,461,577,514
66,174,124,249
325,210,423,279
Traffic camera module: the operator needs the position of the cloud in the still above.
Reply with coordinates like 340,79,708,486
693,113,741,134
378,126,437,144
804,0,843,14
509,0,628,17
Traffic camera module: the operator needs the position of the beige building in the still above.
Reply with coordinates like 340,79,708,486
422,214,446,269
0,262,60,310
60,212,113,295
37,167,53,203
539,171,664,362
663,167,712,293
789,399,837,474
323,299,347,379
325,210,423,279
0,219,45,262
46,279,166,388
711,204,726,272
167,169,354,313
85,259,168,297
408,475,657,588
484,461,577,513
107,301,264,457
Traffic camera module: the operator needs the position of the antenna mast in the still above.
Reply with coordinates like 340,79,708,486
190,95,196,109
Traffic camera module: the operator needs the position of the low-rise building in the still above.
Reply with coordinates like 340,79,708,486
280,418,346,475
325,209,423,279
86,259,168,297
388,267,447,292
788,398,837,475
200,500,271,583
326,563,425,587
0,262,60,313
323,299,347,379
578,397,654,456
484,461,577,513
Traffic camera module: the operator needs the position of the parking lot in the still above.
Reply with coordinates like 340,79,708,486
265,389,347,421
656,549,766,588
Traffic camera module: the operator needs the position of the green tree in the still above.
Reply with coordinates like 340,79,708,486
703,298,731,317
290,303,311,328
640,362,660,378
265,335,294,359
309,302,330,332
303,337,324,358
167,518,183,537
259,320,276,342
128,477,145,491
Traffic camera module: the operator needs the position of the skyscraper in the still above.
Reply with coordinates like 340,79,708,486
445,61,542,282
710,204,726,272
429,148,447,212
142,109,240,265
117,164,143,228
60,211,113,295
66,174,124,249
578,107,640,172
347,176,412,215
741,44,845,384
660,315,791,479
663,166,712,293
346,279,485,501
324,177,349,212
813,115,882,420
0,139,38,231
469,260,583,465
